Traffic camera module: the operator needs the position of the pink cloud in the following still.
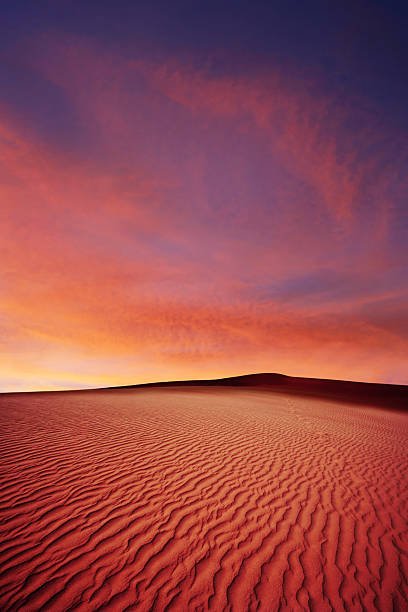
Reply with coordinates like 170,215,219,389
0,37,406,390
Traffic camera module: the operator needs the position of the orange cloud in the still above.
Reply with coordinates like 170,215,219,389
1,38,407,390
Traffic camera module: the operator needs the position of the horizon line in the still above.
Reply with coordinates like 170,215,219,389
2,371,407,396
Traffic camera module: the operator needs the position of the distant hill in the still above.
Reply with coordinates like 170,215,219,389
111,372,407,411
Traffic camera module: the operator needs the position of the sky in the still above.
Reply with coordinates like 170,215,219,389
1,0,407,391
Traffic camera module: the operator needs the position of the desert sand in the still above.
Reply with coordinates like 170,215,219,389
0,379,407,610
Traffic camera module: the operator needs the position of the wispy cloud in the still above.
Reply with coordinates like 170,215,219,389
0,34,407,389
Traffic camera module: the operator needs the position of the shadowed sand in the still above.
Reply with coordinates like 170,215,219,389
0,375,407,610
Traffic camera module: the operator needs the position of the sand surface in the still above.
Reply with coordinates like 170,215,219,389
0,387,407,610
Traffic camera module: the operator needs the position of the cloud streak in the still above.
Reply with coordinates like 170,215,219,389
1,33,407,390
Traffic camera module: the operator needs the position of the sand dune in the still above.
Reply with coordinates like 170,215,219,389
114,373,408,412
0,382,407,610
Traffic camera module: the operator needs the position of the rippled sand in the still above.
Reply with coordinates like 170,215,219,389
0,387,407,610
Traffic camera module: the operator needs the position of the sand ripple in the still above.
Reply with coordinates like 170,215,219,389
0,388,407,610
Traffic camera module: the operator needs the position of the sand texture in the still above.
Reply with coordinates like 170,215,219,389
0,386,407,610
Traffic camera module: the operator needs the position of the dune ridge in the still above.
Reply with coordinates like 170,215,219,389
108,372,408,412
0,384,407,610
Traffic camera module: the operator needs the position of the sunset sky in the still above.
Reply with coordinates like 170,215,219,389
1,1,407,391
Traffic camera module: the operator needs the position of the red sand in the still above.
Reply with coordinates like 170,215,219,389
0,386,407,610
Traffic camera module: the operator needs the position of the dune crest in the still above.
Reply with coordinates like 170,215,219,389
0,386,407,610
113,372,408,412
